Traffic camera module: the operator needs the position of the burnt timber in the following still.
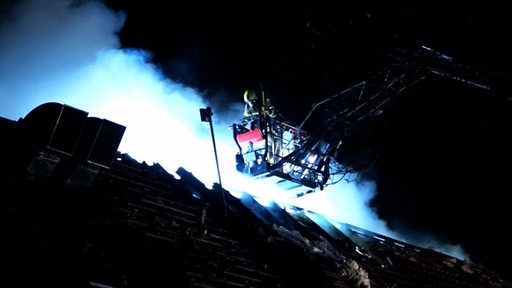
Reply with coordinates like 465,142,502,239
0,104,510,288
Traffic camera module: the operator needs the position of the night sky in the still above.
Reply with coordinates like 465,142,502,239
1,0,510,280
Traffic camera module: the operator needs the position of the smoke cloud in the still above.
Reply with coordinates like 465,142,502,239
0,0,469,262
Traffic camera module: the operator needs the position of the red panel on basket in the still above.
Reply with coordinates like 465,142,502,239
236,129,263,144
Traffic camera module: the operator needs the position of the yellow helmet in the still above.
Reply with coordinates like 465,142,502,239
243,89,258,103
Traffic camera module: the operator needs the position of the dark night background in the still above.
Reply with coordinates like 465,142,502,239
1,0,510,280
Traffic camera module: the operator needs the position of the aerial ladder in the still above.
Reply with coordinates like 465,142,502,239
232,45,507,197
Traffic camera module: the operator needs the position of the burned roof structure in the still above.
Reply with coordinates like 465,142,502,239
1,102,510,287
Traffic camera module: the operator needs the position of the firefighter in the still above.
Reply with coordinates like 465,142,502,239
243,89,260,117
242,89,261,131
241,88,285,163
243,88,280,123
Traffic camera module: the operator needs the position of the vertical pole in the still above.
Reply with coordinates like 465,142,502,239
200,107,227,218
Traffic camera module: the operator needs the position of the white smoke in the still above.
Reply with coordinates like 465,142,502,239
0,0,469,262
